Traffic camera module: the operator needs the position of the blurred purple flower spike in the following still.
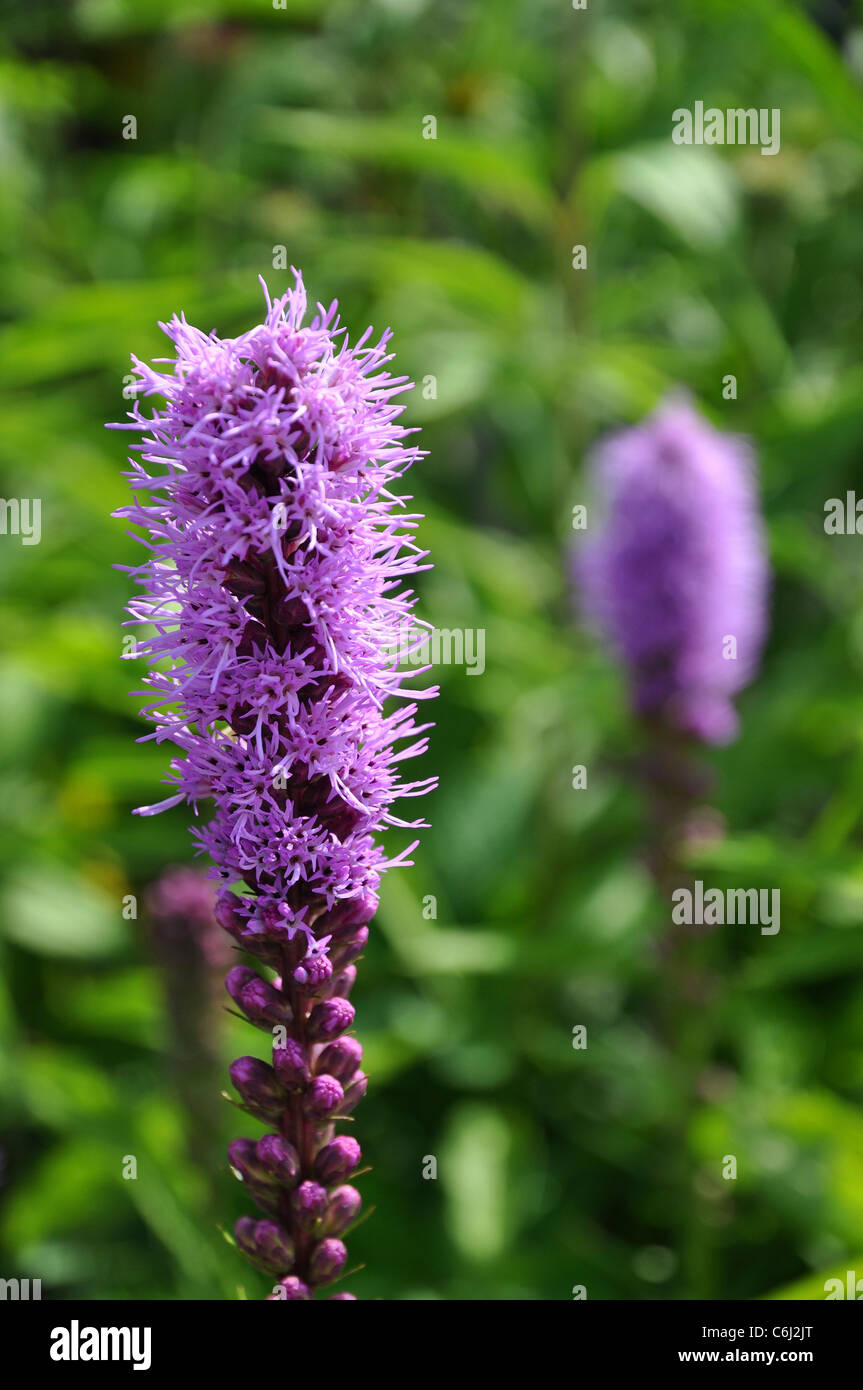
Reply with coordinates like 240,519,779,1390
578,396,768,745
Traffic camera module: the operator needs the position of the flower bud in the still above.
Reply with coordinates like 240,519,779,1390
254,1219,295,1273
228,1137,273,1185
316,1035,362,1083
235,1217,295,1274
307,997,355,1042
272,1038,310,1091
323,1185,362,1237
215,891,247,942
314,1136,361,1186
328,964,356,998
293,953,333,989
327,1292,357,1300
337,1070,368,1115
268,1276,311,1301
237,901,301,963
330,926,368,970
225,965,256,1004
321,892,377,938
226,966,290,1028
290,1180,328,1232
229,1056,285,1119
256,1133,300,1188
234,1215,259,1258
303,1073,344,1117
309,1237,347,1287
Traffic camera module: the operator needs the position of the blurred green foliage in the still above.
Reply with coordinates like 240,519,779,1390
1,0,863,1300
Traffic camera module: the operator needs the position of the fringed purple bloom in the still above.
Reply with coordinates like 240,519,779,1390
578,397,768,745
112,273,436,1299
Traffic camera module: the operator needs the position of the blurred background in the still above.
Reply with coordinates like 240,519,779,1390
1,0,863,1301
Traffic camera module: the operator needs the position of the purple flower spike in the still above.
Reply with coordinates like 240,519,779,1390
577,396,768,745
113,274,435,1299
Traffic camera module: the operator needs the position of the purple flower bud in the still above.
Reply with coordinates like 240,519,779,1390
329,965,356,999
225,965,256,1004
308,997,355,1042
214,892,247,943
234,1216,259,1258
316,1036,363,1083
253,1220,295,1273
309,1237,347,1287
323,1185,362,1237
338,1071,368,1115
293,953,333,989
577,396,768,745
228,1137,273,1185
304,1074,344,1117
272,1038,311,1092
268,1276,311,1301
229,1056,285,1118
314,1135,361,1186
331,926,369,969
322,892,378,937
290,1180,328,1232
255,1133,300,1188
327,1292,357,1300
238,902,307,962
226,966,290,1028
235,1217,295,1274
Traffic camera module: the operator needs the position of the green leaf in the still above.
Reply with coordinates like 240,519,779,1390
1,864,128,958
614,144,741,248
259,108,553,228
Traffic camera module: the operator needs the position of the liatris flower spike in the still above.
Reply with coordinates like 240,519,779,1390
576,402,768,1295
578,396,768,746
112,273,436,1299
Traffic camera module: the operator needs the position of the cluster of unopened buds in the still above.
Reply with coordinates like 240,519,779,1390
222,891,373,1299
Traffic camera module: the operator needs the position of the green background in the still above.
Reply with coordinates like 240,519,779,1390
1,0,863,1301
